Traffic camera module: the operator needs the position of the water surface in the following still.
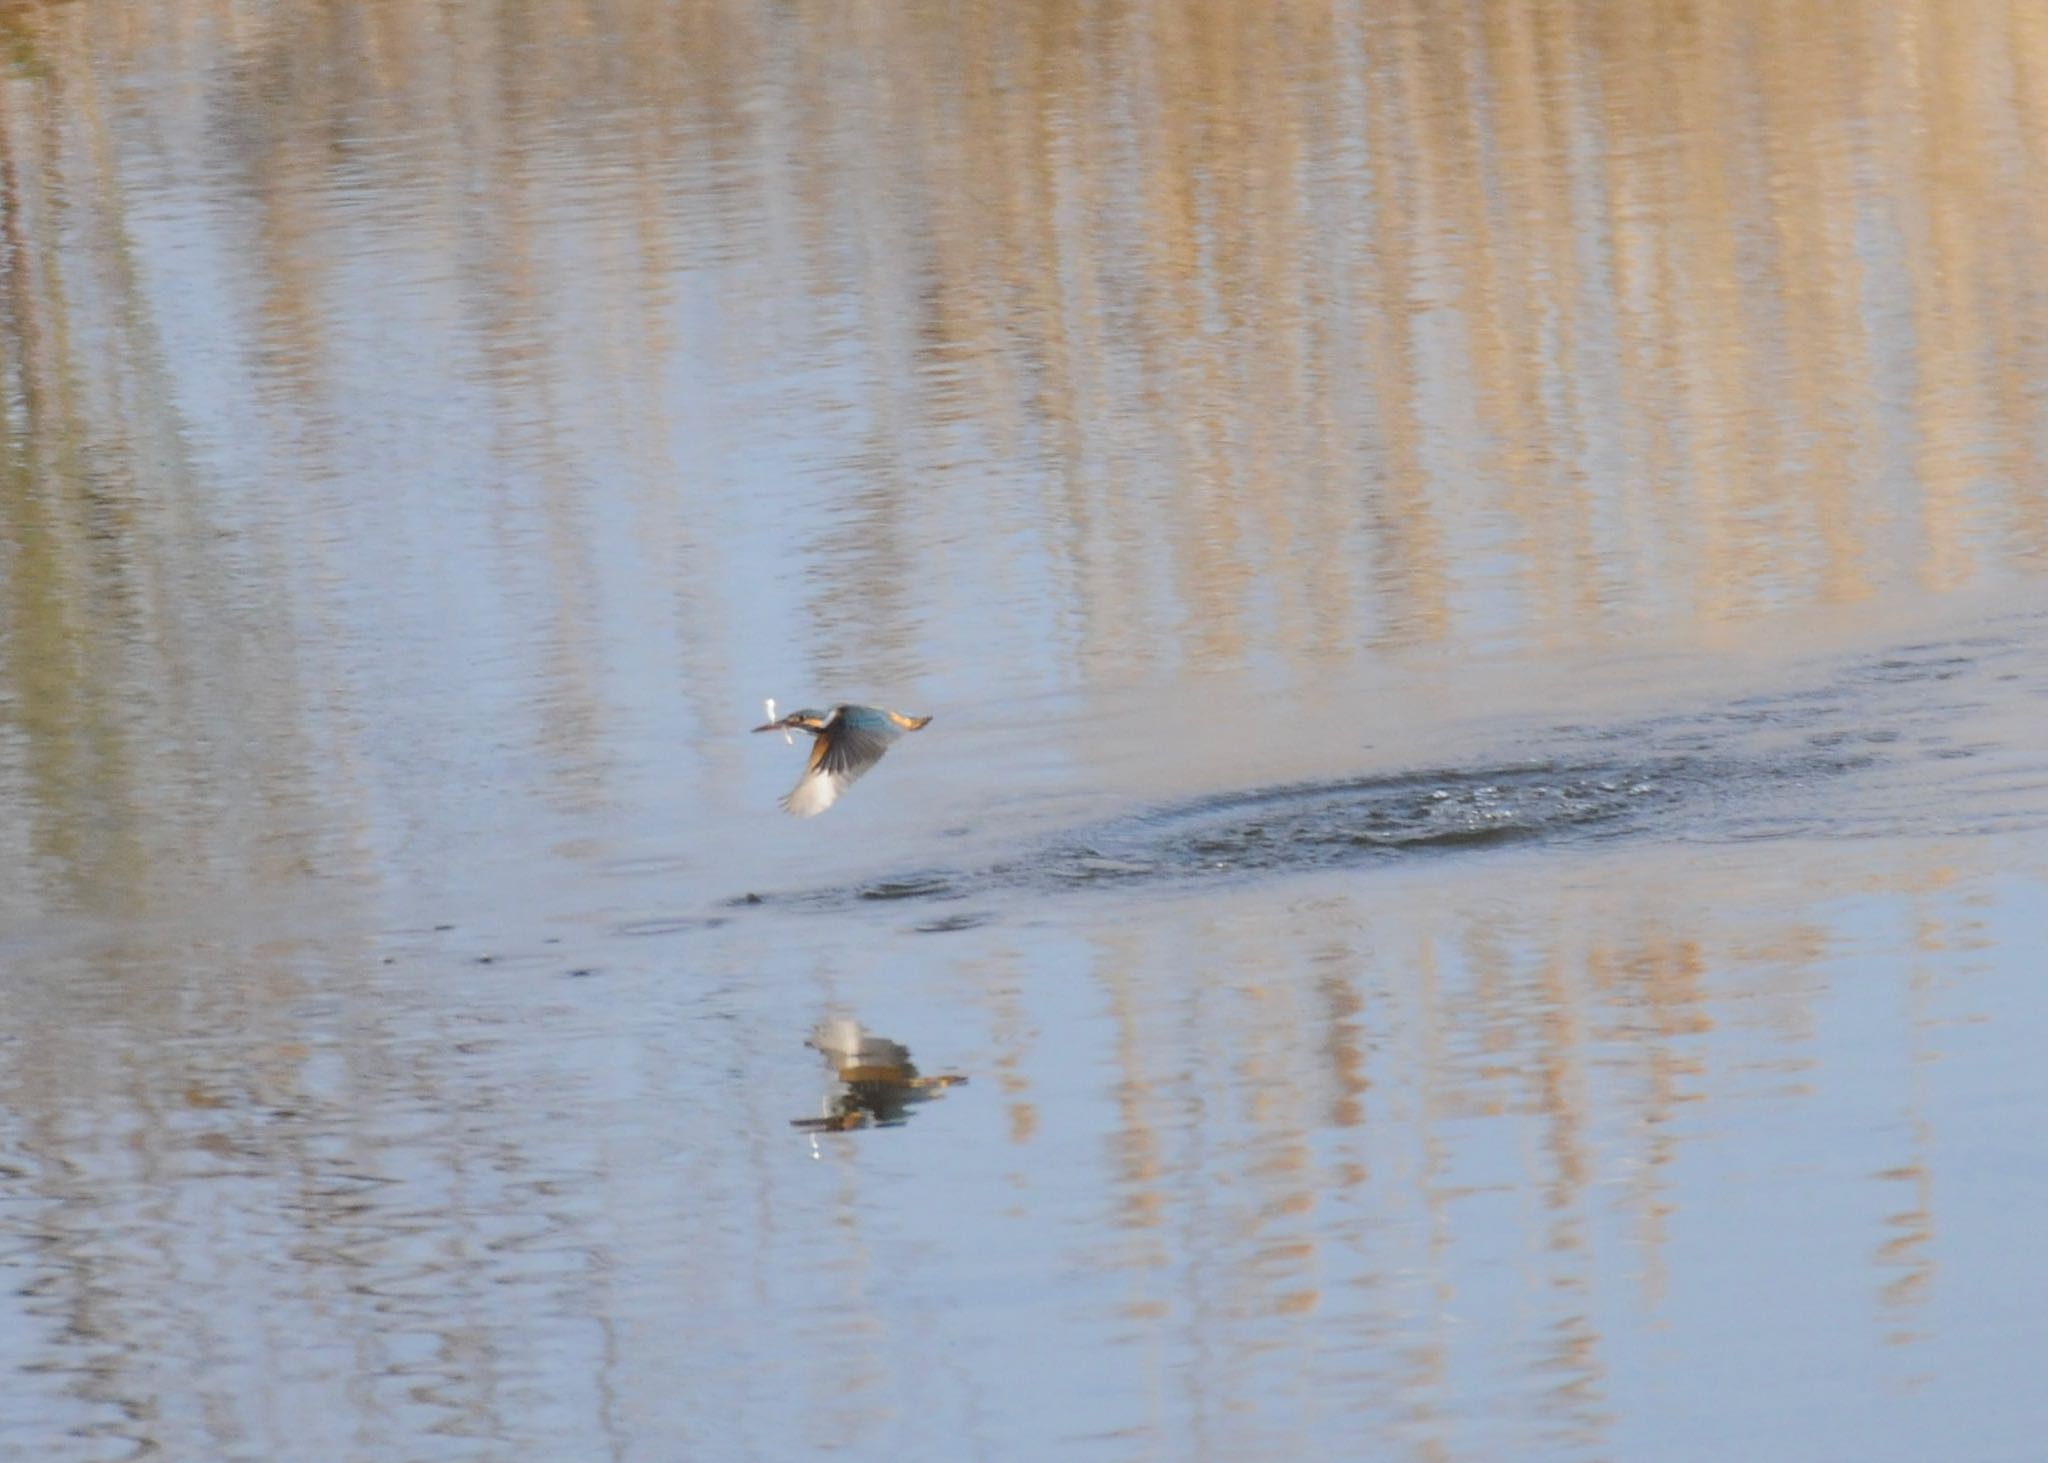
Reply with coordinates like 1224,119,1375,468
4,1,2048,1458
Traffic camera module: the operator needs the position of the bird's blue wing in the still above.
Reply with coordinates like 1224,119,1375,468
780,713,898,817
818,716,898,780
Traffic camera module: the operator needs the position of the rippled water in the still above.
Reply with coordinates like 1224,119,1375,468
4,1,2048,1459
739,619,2048,918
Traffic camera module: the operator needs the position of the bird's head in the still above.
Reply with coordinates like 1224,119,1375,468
754,707,830,734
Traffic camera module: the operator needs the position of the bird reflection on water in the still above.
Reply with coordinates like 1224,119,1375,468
792,1017,967,1133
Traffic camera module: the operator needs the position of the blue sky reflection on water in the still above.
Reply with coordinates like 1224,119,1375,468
4,0,2048,1458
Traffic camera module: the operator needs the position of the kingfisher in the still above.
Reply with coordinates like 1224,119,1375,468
753,702,932,817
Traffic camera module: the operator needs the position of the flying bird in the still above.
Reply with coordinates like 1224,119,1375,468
753,703,931,817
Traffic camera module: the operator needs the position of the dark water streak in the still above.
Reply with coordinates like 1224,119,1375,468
719,624,2046,921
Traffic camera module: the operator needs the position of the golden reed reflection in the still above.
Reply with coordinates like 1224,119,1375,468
4,0,2047,815
2,4,2035,1455
13,1,2048,666
1080,876,1961,1455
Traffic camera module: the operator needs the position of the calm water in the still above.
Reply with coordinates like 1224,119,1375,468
4,1,2048,1458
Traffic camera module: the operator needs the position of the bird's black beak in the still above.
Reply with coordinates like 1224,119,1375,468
752,719,788,733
